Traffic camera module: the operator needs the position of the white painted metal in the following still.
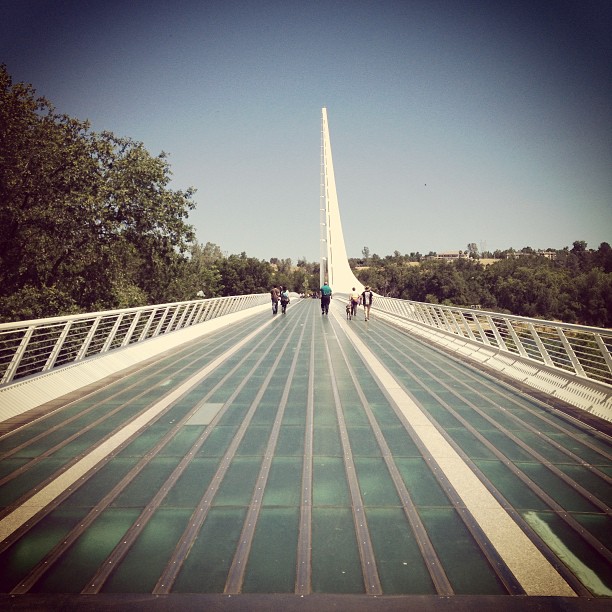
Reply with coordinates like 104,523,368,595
0,294,270,388
320,108,365,294
370,296,612,421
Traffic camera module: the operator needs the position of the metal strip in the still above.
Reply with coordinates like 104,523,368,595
224,309,310,593
322,317,382,596
295,309,316,594
330,316,454,595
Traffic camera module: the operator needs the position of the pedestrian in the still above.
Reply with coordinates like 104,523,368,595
320,281,332,315
349,287,360,319
271,285,280,315
280,286,290,314
361,286,373,321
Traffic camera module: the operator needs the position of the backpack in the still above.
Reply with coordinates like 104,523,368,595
280,290,289,303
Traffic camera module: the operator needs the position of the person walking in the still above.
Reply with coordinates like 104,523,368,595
361,286,373,321
270,285,280,315
320,281,332,315
280,286,290,314
349,287,360,319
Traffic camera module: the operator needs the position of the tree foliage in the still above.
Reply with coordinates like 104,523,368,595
354,244,612,327
0,65,196,320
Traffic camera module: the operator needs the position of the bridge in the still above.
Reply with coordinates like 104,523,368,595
0,110,610,611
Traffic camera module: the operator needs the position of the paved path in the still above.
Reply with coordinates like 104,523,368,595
0,299,610,609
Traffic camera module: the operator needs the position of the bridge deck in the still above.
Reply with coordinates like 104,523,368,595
0,299,610,610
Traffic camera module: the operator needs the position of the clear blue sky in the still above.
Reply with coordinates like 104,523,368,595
2,0,610,262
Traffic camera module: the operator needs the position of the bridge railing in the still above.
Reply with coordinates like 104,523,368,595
0,294,269,387
373,297,612,386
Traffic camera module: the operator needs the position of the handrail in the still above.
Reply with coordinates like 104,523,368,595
372,297,612,386
0,294,269,387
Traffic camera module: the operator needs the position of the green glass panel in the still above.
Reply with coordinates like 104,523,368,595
555,464,612,507
382,427,422,457
572,513,612,553
368,402,403,427
473,459,548,511
236,425,272,456
313,426,341,456
346,426,382,457
444,428,497,460
213,457,261,506
63,457,139,507
157,425,205,457
0,457,30,480
478,430,534,462
548,432,612,467
354,457,401,507
242,507,300,592
311,507,363,593
10,428,84,458
274,425,305,456
172,507,247,592
516,462,602,513
0,507,87,591
111,457,182,507
262,457,303,506
420,508,506,594
394,458,450,507
313,457,350,506
365,507,436,594
115,424,169,457
513,431,578,464
522,510,612,596
418,404,465,429
32,508,141,593
197,426,237,457
161,458,219,508
102,508,192,592
0,458,67,508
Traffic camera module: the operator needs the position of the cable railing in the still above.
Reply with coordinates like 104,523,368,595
373,296,612,387
0,294,269,387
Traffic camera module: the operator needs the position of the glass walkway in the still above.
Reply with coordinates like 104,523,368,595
0,298,610,610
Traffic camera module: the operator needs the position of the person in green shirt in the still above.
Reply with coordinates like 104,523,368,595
320,282,332,315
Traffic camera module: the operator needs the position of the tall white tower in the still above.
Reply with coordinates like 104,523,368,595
319,108,365,294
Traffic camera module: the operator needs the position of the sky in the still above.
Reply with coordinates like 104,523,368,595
1,0,610,263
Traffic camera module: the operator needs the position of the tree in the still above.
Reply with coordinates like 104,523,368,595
0,65,196,320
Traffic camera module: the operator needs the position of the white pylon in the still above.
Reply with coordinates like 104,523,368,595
319,108,365,295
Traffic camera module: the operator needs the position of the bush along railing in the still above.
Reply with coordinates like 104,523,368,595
373,296,612,386
0,294,269,387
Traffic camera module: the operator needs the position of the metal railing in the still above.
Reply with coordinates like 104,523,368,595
0,294,269,387
373,297,612,386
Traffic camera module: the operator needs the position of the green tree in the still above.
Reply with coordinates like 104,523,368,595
0,66,196,320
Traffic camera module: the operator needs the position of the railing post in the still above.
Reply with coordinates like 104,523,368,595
77,318,101,360
102,315,124,353
527,323,554,367
1,326,35,385
121,312,142,347
43,321,73,371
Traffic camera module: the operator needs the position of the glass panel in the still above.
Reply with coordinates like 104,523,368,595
311,507,363,593
366,507,436,594
354,457,401,507
172,507,247,593
394,458,450,507
242,507,300,592
473,459,548,511
262,457,302,506
32,508,141,593
313,458,350,506
522,510,612,596
0,507,87,591
102,508,192,593
516,463,602,513
420,508,506,594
